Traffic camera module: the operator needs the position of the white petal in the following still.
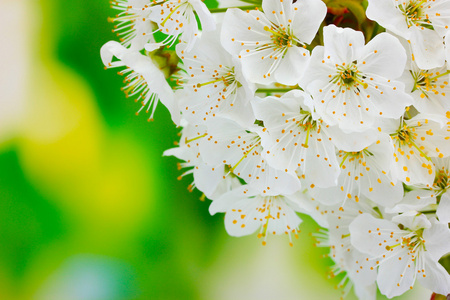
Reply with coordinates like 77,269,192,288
428,1,450,37
100,41,180,124
299,46,332,90
422,218,450,261
291,0,327,44
361,170,404,207
410,27,446,70
322,25,365,65
392,211,431,231
209,185,252,215
308,185,344,206
144,42,165,52
324,126,384,152
100,41,127,65
303,131,340,188
221,9,267,56
262,0,292,25
446,33,450,69
387,189,436,213
363,76,412,119
437,192,450,224
366,0,409,37
193,164,227,199
418,254,450,296
377,251,416,298
190,0,216,32
349,214,399,257
358,32,407,79
274,46,309,85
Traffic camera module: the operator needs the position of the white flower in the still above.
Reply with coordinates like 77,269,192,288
199,117,302,195
350,212,450,298
148,0,215,51
176,28,255,127
399,41,450,115
314,201,379,300
221,0,327,85
388,157,450,221
252,90,341,187
300,25,412,132
100,41,180,124
109,0,156,50
312,133,404,207
209,185,303,245
404,65,450,115
164,120,241,198
389,114,450,186
367,0,450,69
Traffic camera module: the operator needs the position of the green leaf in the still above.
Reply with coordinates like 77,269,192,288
338,0,367,25
440,254,450,274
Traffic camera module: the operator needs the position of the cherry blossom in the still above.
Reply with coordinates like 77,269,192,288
176,29,255,127
221,0,326,84
300,25,412,132
200,117,302,195
367,0,450,69
209,185,303,245
350,212,450,298
100,41,180,124
101,2,450,298
148,0,215,51
109,0,156,50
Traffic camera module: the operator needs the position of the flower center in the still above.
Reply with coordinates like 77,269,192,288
264,24,296,49
391,122,432,162
411,69,450,99
386,226,425,252
339,149,373,167
399,0,434,29
332,63,368,91
197,66,238,88
434,167,449,194
298,110,317,148
396,125,415,143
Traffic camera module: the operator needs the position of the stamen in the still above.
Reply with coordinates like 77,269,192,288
428,70,450,82
185,133,207,144
230,142,260,172
161,3,185,26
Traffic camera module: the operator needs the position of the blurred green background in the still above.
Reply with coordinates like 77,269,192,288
0,0,432,299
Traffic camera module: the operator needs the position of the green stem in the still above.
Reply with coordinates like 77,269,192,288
209,6,261,13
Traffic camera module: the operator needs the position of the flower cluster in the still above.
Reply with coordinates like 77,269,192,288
102,0,450,298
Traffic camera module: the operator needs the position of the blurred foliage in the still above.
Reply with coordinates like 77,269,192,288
310,0,385,47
